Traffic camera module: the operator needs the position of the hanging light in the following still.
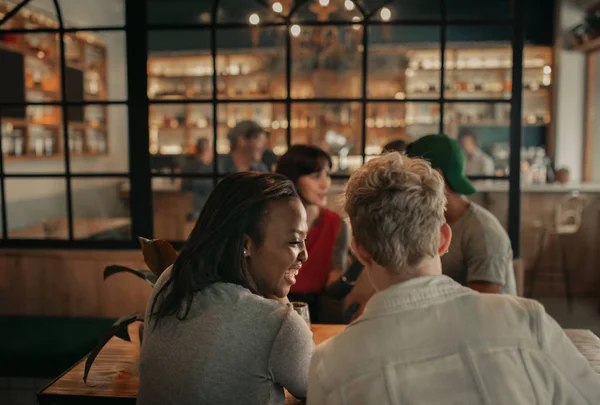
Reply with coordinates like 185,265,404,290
345,0,355,10
249,13,260,25
319,0,330,6
543,65,552,74
272,2,283,13
290,24,302,38
352,15,361,31
380,7,391,21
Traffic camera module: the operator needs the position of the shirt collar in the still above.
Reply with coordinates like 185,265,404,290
351,275,473,325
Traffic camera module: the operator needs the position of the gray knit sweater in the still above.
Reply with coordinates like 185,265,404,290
138,266,314,405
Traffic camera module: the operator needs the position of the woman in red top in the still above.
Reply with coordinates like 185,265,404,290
276,145,349,322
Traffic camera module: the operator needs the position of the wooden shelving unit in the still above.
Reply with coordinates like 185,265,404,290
0,2,109,161
147,45,553,161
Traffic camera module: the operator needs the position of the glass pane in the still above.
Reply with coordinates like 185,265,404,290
0,0,58,29
291,102,362,173
58,0,125,28
291,0,363,22
444,103,513,177
6,178,67,239
65,31,127,101
71,178,130,240
148,30,212,100
0,33,61,104
148,0,212,25
292,25,363,99
368,26,440,99
216,103,281,173
217,27,287,100
219,0,283,23
2,106,64,173
70,104,128,173
446,0,511,20
149,103,214,170
366,102,439,155
445,26,512,100
152,176,212,241
362,0,441,20
523,47,552,128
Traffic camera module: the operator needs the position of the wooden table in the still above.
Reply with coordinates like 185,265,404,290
37,326,600,405
10,218,130,240
37,324,345,405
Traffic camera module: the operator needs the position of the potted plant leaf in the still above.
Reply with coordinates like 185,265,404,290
83,237,178,383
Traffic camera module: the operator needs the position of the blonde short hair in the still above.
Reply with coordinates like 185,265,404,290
344,152,446,273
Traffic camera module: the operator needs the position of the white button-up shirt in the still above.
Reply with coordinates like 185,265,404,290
308,275,600,405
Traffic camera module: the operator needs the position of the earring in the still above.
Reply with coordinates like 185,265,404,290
243,249,249,257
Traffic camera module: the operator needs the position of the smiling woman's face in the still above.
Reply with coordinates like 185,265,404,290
245,198,308,298
297,166,332,207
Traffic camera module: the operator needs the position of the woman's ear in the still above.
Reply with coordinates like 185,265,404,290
350,237,372,267
243,235,252,258
438,223,452,256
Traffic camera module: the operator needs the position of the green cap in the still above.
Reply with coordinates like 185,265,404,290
406,134,477,195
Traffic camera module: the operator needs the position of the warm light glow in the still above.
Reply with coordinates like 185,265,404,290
352,16,361,30
543,65,552,74
249,13,260,25
394,92,406,100
345,0,355,10
380,7,391,21
272,2,283,13
319,0,330,6
291,24,301,37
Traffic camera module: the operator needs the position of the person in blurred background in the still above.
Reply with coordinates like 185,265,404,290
219,120,270,173
276,145,349,323
307,152,600,405
181,137,213,221
458,130,495,176
343,134,515,321
139,172,313,405
382,138,408,153
262,148,279,172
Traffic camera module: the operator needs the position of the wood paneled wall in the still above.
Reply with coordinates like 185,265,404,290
0,250,149,317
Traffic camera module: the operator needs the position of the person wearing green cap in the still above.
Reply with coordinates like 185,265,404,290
341,134,516,322
406,133,516,295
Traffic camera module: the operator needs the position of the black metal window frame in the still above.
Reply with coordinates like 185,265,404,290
0,0,523,257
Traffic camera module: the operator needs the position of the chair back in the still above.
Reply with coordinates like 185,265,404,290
554,191,587,234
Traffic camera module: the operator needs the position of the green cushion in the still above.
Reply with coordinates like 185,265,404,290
0,316,116,378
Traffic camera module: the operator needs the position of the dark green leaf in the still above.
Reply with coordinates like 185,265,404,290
83,312,144,383
103,265,158,287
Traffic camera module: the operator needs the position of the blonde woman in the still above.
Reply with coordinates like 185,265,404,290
307,153,600,405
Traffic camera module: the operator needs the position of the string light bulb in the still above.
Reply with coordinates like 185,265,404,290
380,7,391,21
345,0,355,10
543,65,551,74
291,24,301,37
272,2,283,13
249,13,260,25
319,0,330,6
